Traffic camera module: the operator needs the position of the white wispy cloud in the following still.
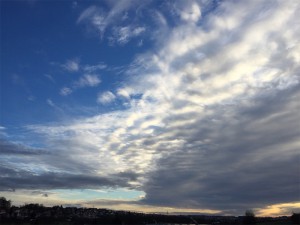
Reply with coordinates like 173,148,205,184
74,74,101,88
72,1,78,9
77,5,106,33
0,126,6,137
83,63,107,73
60,87,73,96
60,74,101,96
109,26,146,45
153,10,168,27
77,0,134,37
44,74,55,83
27,96,35,101
117,88,132,99
62,59,80,72
97,91,116,104
77,1,147,44
45,99,65,113
46,99,55,107
61,58,107,74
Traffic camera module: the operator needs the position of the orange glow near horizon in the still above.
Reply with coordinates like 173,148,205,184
256,202,300,217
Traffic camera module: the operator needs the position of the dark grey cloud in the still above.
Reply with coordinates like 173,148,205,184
0,164,19,178
0,170,139,191
0,139,96,177
0,139,139,191
129,1,300,214
141,85,300,214
0,139,46,155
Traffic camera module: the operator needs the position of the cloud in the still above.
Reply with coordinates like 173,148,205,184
62,59,80,72
257,202,300,217
46,99,64,112
59,74,101,96
74,74,101,88
152,10,168,27
97,91,116,104
110,0,299,213
83,63,107,73
44,74,55,83
72,1,78,9
0,172,136,191
0,126,7,137
0,139,45,155
178,0,201,23
0,137,138,191
61,58,107,74
46,99,55,107
59,58,105,97
60,87,73,96
77,0,135,37
117,88,132,99
129,0,300,213
4,0,300,215
77,5,102,23
109,26,146,45
78,5,107,35
77,1,148,44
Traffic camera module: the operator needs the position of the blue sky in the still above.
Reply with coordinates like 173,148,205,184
1,0,147,127
1,0,300,216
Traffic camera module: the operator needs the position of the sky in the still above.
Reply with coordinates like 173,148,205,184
0,0,299,217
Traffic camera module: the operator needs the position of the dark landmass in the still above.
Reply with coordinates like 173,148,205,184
1,197,299,225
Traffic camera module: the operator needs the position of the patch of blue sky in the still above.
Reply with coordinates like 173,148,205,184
0,0,146,129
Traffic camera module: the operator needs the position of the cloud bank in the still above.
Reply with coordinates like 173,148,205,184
1,0,299,215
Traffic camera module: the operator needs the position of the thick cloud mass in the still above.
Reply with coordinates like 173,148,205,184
0,170,138,191
1,0,299,214
141,87,300,212
135,1,300,213
0,137,139,191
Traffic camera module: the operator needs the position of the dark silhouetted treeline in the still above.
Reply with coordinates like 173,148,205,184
291,213,300,224
0,197,298,224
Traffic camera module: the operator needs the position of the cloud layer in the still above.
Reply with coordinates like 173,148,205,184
1,0,299,215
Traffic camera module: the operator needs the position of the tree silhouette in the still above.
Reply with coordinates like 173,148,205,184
291,213,300,224
0,197,11,210
243,209,256,224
